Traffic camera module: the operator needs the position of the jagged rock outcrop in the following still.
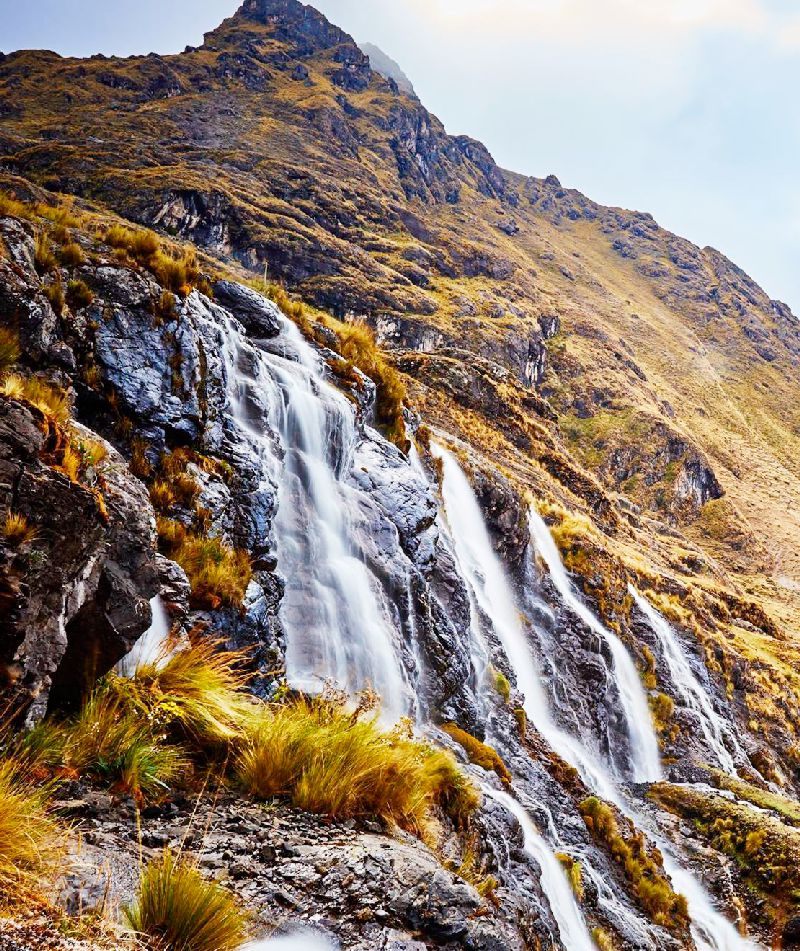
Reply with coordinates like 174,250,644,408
0,399,158,720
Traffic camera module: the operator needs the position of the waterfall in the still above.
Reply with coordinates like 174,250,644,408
117,596,171,676
527,508,662,784
218,311,412,718
526,508,760,950
432,444,760,950
486,789,596,951
629,586,743,775
430,443,616,798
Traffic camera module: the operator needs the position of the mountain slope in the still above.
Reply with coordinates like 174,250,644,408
2,2,800,945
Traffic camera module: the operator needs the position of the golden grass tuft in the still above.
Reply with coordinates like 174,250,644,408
44,279,65,316
0,373,70,424
66,278,94,310
115,637,251,750
0,756,64,911
59,242,84,267
2,511,37,548
0,327,20,374
237,698,479,835
158,527,252,610
34,231,57,274
442,723,511,786
124,849,249,951
46,689,189,802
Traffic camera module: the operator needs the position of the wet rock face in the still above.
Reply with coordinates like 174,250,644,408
0,401,158,721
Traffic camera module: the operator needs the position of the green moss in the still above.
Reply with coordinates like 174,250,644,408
492,668,511,704
651,781,800,927
555,852,584,901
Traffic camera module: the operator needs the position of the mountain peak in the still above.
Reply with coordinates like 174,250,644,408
359,42,416,97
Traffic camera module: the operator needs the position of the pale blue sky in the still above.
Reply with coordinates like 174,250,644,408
2,0,798,313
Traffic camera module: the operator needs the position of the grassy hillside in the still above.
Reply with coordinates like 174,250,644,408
2,0,800,774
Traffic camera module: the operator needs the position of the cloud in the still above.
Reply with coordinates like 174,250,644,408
397,0,792,47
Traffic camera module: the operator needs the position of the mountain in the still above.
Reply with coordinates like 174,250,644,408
359,42,416,96
1,1,800,948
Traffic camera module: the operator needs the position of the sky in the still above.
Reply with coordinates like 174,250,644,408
2,0,799,313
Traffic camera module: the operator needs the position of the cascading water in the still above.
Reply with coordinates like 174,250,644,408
217,311,412,718
629,585,743,775
432,442,760,950
526,507,760,950
486,789,596,951
117,596,171,676
527,507,662,784
430,443,616,798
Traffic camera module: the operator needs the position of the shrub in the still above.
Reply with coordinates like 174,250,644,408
34,232,57,274
579,797,689,931
66,279,93,309
592,928,617,951
59,242,84,267
124,849,249,951
2,512,36,547
0,327,20,374
0,756,64,910
442,723,511,786
237,698,478,835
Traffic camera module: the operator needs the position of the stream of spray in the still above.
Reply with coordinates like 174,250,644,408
432,442,759,950
218,312,412,719
628,585,743,775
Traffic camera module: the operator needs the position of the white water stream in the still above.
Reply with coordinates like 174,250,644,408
433,444,760,950
527,509,661,784
218,312,412,718
117,596,171,676
629,585,742,775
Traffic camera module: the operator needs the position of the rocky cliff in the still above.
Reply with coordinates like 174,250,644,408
1,2,800,949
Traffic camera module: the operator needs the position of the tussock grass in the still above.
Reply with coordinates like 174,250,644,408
44,279,65,316
59,242,84,267
66,278,93,309
124,849,248,951
34,232,57,274
104,225,200,295
114,637,251,750
237,699,478,835
0,756,64,911
2,511,36,547
158,522,252,610
52,689,189,802
442,723,511,786
0,373,70,424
